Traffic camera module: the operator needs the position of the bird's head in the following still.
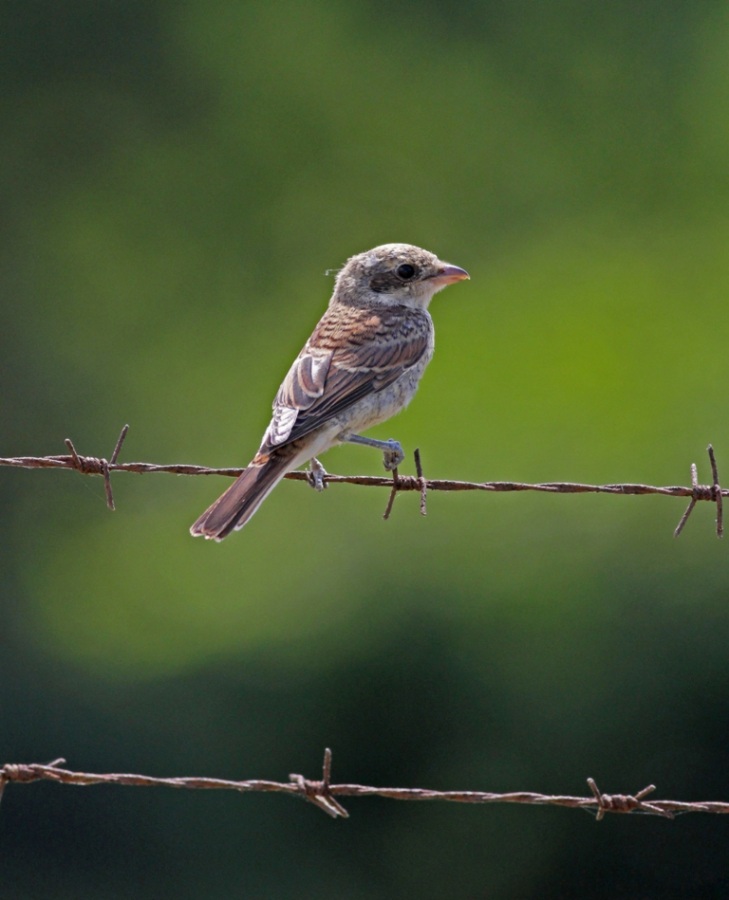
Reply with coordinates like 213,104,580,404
332,243,469,310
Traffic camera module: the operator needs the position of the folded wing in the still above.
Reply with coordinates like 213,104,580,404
261,305,431,450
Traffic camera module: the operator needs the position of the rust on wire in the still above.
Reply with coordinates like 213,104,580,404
1,426,728,538
62,424,130,511
673,445,724,539
708,444,724,538
382,466,400,521
288,747,349,819
587,778,673,821
3,752,729,820
414,447,428,516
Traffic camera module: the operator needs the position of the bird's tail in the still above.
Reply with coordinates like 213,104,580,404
190,450,293,541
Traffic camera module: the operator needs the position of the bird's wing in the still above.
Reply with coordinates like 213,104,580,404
261,305,431,450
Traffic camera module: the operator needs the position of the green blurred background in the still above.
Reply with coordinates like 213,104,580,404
3,1,729,896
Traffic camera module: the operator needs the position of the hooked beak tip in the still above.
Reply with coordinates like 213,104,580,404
432,263,470,285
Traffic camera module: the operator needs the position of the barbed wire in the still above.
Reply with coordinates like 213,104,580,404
2,437,727,824
1,749,727,820
0,425,724,537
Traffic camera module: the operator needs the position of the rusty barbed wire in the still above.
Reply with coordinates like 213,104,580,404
0,425,725,537
0,750,727,820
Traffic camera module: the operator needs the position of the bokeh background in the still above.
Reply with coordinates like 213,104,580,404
3,2,729,896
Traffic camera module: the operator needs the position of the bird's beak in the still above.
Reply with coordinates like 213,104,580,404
430,263,470,286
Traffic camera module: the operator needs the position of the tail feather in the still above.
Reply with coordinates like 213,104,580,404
190,453,292,540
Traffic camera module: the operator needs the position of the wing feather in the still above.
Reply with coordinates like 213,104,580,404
261,305,430,449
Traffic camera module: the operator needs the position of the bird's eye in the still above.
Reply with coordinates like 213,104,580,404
397,263,416,280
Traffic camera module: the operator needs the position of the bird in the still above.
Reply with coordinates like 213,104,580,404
190,243,469,540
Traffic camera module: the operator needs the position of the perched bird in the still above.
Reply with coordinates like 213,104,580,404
191,243,469,540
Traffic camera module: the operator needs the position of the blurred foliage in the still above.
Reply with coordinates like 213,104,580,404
3,1,729,896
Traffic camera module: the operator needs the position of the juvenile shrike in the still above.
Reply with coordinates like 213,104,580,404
191,243,469,540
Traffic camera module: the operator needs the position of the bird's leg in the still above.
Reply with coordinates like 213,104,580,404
307,457,328,491
344,434,405,471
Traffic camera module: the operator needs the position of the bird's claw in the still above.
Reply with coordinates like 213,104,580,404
307,457,328,491
382,439,405,471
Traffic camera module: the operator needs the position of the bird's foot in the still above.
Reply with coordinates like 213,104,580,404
307,457,328,491
382,439,405,471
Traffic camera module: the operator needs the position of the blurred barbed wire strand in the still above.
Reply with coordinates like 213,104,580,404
1,750,727,820
0,425,724,537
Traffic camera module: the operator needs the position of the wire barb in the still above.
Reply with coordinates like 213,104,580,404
708,444,723,538
414,447,427,516
587,778,673,820
673,445,723,538
288,749,349,818
383,466,400,520
61,425,130,511
381,450,429,520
